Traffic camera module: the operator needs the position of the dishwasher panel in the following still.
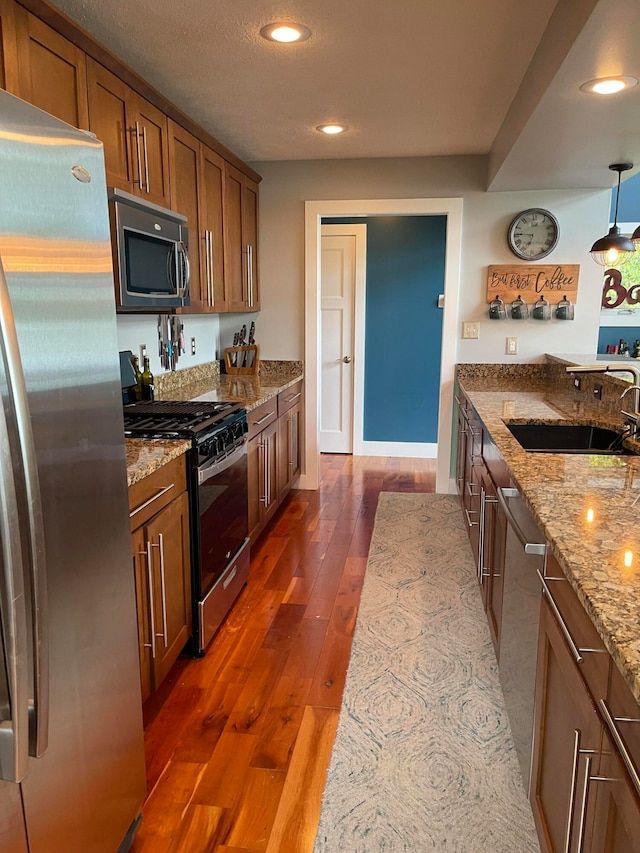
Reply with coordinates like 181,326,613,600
497,487,547,795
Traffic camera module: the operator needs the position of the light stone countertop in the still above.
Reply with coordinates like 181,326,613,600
126,438,192,487
457,375,640,705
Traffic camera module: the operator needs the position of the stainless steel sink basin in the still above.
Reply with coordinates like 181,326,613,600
505,423,634,455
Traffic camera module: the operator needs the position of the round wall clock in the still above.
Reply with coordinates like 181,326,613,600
507,208,559,260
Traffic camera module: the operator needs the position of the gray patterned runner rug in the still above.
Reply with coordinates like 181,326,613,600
313,493,540,853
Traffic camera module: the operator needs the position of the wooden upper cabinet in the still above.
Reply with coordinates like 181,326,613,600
132,91,170,207
14,7,88,128
0,0,18,94
87,58,170,207
201,144,226,311
168,120,203,311
169,122,227,314
87,58,133,190
225,163,259,313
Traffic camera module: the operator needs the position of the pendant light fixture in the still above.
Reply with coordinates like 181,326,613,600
590,163,635,266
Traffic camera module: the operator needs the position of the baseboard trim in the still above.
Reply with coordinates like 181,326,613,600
356,441,437,458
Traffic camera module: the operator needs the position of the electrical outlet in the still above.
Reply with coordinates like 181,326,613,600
191,337,196,356
462,322,479,339
573,377,582,390
506,337,518,355
593,383,603,400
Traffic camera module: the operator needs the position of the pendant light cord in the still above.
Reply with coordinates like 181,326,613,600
613,168,622,227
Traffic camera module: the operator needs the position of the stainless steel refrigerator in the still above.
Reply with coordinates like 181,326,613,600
0,91,146,851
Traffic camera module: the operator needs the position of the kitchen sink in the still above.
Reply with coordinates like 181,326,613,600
505,423,635,455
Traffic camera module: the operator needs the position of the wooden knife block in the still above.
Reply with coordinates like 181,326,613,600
224,344,260,375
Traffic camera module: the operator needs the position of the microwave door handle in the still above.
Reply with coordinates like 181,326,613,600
167,244,176,294
177,241,190,301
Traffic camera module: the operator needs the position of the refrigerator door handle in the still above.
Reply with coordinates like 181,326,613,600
0,266,30,783
0,254,49,760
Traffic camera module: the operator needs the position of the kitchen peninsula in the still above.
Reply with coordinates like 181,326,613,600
457,355,640,851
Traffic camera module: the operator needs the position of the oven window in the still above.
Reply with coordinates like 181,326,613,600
198,451,248,596
124,229,176,295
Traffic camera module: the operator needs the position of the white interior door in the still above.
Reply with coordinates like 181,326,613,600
320,226,364,453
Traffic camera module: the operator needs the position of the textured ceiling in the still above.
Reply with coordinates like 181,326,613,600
48,0,559,163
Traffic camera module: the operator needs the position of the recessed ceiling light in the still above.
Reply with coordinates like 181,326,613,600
580,76,638,95
316,124,348,135
260,22,311,43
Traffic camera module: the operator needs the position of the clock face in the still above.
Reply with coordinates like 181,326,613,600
508,208,559,260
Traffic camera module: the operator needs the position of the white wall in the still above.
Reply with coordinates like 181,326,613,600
250,154,610,363
116,313,220,374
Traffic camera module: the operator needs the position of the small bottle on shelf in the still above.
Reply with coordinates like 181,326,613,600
141,356,154,401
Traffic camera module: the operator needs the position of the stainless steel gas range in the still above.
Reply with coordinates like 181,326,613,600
123,400,249,653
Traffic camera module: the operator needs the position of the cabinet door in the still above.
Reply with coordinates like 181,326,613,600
588,727,640,853
145,491,191,689
0,0,18,95
277,411,291,502
87,58,134,192
131,527,152,703
200,144,227,311
168,121,203,311
248,432,262,541
130,91,170,207
14,7,88,128
530,597,602,853
289,402,301,483
225,163,259,312
225,163,245,311
243,176,259,310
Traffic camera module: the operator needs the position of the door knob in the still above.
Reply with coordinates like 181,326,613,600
342,356,352,363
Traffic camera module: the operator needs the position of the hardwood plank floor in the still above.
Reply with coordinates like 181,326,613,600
132,454,435,853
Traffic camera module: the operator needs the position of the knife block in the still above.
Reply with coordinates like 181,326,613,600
224,344,260,375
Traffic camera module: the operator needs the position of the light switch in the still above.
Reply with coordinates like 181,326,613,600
462,322,479,339
506,337,518,355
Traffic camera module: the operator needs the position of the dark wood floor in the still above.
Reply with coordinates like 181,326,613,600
131,454,435,853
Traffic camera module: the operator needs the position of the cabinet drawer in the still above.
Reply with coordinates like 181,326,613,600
277,381,303,417
128,453,187,530
247,398,278,439
542,552,610,701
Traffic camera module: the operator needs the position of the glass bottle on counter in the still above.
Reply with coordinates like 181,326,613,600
141,356,155,401
132,355,143,401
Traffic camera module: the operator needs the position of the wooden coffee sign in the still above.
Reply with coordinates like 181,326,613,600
487,264,579,304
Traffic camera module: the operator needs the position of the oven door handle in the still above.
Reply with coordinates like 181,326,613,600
198,439,247,485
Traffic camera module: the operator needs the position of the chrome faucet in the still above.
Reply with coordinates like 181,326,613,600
565,364,640,426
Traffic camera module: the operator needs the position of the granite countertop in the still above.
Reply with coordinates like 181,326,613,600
458,371,640,705
125,360,303,486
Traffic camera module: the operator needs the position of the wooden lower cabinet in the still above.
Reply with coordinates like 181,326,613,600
277,401,301,501
131,487,191,702
588,726,640,853
248,421,278,541
530,596,603,853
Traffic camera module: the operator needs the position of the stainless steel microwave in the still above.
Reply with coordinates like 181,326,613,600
109,188,190,311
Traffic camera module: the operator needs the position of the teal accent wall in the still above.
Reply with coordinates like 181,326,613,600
325,215,447,443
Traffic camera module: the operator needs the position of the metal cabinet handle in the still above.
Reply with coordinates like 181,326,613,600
497,487,547,556
283,392,301,404
142,125,150,194
129,483,175,519
208,230,215,307
467,479,480,497
575,755,592,853
203,231,211,306
151,535,168,648
253,411,275,427
599,698,640,799
537,570,584,664
464,508,478,527
564,729,582,853
134,121,144,190
247,244,254,307
142,543,156,660
259,442,268,505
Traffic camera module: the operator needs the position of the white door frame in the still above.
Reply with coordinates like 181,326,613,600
301,198,463,494
320,223,367,455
